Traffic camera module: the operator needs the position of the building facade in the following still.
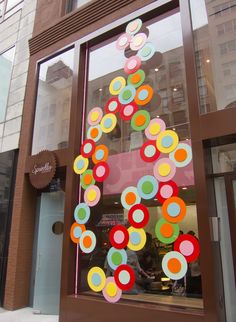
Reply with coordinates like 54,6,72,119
3,1,236,322
0,0,37,306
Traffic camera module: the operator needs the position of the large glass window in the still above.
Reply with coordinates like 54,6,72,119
190,0,236,113
0,47,15,123
0,0,22,21
31,48,74,155
76,10,203,308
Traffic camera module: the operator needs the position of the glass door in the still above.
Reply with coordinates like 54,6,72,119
33,191,64,315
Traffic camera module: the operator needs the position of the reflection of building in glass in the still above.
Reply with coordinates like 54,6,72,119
193,0,236,112
32,60,73,154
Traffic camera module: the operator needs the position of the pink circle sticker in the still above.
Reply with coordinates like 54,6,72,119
180,240,194,256
114,231,125,244
160,185,173,199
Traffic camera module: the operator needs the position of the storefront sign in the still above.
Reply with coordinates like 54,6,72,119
29,150,56,189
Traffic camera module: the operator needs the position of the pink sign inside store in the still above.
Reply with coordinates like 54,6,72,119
103,140,194,195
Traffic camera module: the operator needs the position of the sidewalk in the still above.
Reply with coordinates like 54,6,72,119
0,308,59,322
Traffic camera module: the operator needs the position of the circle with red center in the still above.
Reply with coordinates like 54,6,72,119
93,162,110,182
124,56,142,74
109,225,129,249
162,251,188,280
120,103,138,121
174,234,200,263
80,139,96,158
128,204,149,228
105,97,121,114
156,181,178,204
114,264,135,291
140,140,160,163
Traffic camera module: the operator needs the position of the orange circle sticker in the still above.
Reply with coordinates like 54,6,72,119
162,196,186,223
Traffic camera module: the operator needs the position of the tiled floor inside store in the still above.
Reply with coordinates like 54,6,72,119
0,308,58,322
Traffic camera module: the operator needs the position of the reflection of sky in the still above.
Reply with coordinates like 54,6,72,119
2,47,15,62
190,0,208,30
39,49,74,81
89,13,183,81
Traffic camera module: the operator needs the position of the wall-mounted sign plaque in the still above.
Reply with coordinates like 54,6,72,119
29,150,56,189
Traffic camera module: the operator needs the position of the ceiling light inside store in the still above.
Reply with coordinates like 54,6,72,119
114,201,119,205
173,87,177,92
182,187,187,190
206,59,210,63
155,68,159,72
99,88,103,92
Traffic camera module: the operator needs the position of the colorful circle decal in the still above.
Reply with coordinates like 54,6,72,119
87,107,103,126
80,169,95,190
70,222,86,244
73,155,89,175
121,186,141,210
140,140,160,163
93,162,110,182
84,185,101,207
114,264,135,291
127,227,146,251
120,102,138,121
156,130,179,154
87,125,102,142
145,118,166,140
155,218,179,244
130,33,147,51
126,19,142,35
74,202,90,225
137,42,156,61
105,97,121,114
153,158,176,182
156,180,178,204
109,225,129,249
169,143,192,168
128,204,149,228
100,113,117,133
107,247,127,270
134,84,153,105
131,110,150,131
109,76,126,95
127,69,145,88
174,234,200,263
80,230,96,253
162,251,188,280
162,196,186,223
137,175,159,200
124,56,142,74
116,33,132,50
118,85,136,105
87,267,106,292
80,139,96,158
102,277,122,303
92,145,108,164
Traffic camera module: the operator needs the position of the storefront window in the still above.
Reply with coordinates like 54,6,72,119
0,47,15,123
74,11,203,308
66,0,91,13
190,0,236,113
31,48,74,155
211,142,236,173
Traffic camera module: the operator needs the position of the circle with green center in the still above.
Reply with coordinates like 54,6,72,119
74,202,90,224
118,85,136,105
131,110,151,132
107,247,127,270
80,169,95,190
142,181,153,194
137,175,159,200
127,69,145,88
137,42,156,61
112,252,123,266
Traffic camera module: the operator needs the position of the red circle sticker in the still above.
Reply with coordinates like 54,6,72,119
156,181,178,204
114,264,135,290
174,234,200,263
128,204,149,228
93,162,110,182
120,103,138,121
105,97,122,114
80,139,96,158
109,225,129,249
140,140,160,163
